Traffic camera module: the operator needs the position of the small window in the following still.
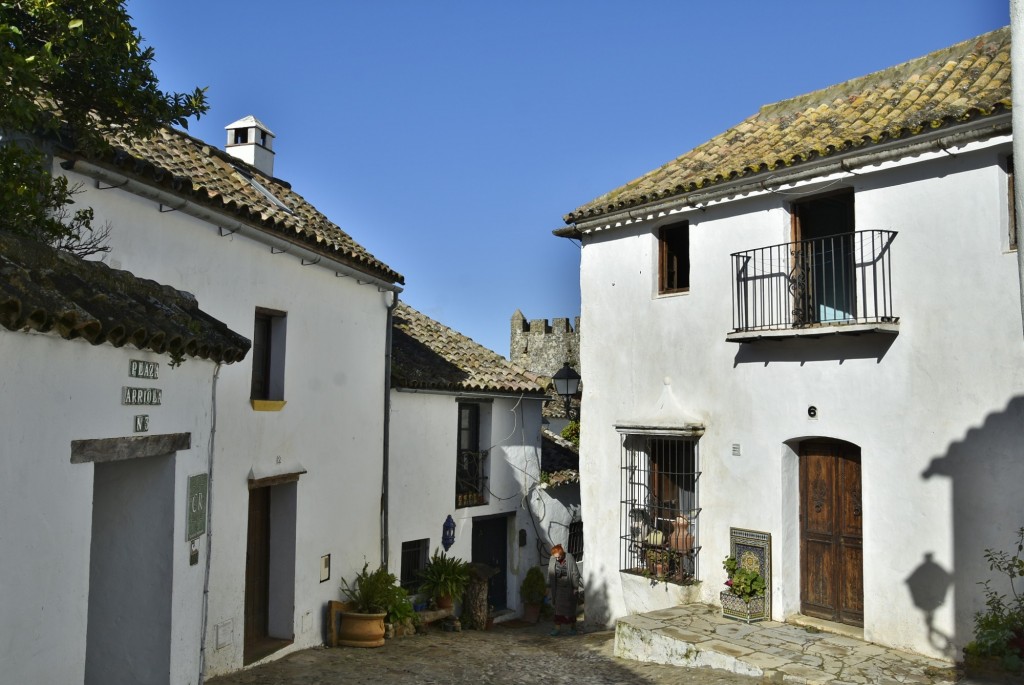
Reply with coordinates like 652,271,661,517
259,130,268,148
658,221,690,294
1008,155,1017,251
233,128,249,145
567,520,584,561
400,539,430,591
251,308,287,403
456,403,487,508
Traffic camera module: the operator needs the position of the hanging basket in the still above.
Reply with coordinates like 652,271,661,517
720,590,767,623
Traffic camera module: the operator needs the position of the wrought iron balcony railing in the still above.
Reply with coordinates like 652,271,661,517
730,230,898,335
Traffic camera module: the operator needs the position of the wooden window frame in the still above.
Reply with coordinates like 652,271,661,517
658,221,690,294
1008,155,1017,252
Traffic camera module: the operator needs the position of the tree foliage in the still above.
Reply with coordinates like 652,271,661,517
0,1,208,250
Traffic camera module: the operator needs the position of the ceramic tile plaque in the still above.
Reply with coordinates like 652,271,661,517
730,527,771,619
187,473,208,541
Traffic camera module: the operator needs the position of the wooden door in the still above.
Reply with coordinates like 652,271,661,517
800,441,863,627
244,487,271,663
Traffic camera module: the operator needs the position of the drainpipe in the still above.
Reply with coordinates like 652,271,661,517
381,291,399,568
1012,0,1024,337
197,362,221,685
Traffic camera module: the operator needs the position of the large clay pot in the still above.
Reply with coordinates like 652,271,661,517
436,595,454,610
337,611,386,648
522,602,541,624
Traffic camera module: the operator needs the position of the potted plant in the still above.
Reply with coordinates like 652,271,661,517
418,548,470,610
721,555,768,623
645,548,672,579
338,562,407,647
520,565,546,623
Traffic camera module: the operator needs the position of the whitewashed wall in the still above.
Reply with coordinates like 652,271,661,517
60,161,391,676
0,330,217,684
576,136,1024,660
388,391,545,614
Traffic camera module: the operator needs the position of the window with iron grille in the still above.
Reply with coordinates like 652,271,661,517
456,403,487,508
400,539,430,590
567,520,584,561
620,436,700,583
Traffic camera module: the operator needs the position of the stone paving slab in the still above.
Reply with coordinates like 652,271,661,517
613,604,974,685
206,619,761,685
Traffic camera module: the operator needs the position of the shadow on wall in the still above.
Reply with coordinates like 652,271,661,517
732,333,896,367
920,395,1024,660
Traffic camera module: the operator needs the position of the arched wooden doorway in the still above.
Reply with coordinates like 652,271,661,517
800,440,863,627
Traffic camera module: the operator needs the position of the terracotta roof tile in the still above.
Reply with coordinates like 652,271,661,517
0,232,250,364
391,302,546,395
70,127,403,285
564,27,1010,224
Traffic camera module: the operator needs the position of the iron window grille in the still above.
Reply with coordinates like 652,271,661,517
620,436,700,583
400,539,430,590
456,403,488,508
567,520,584,561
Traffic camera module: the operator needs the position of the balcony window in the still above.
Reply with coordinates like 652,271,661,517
658,221,690,294
456,403,487,508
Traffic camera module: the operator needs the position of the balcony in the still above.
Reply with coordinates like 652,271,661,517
728,230,899,343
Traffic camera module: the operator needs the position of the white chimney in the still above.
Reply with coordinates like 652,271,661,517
225,115,275,177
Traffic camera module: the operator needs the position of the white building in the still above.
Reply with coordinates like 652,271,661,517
387,302,549,616
54,116,404,678
556,27,1021,661
0,232,249,685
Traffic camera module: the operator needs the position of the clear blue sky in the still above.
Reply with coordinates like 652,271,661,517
127,1,1007,358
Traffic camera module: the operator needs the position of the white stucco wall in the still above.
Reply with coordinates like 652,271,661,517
60,161,391,676
0,329,217,685
576,136,1024,660
388,391,545,614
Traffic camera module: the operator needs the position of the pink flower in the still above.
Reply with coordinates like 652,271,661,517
724,580,733,587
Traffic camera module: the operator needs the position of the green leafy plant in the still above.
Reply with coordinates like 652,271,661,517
561,420,580,448
340,562,408,620
965,526,1024,673
723,555,766,602
417,549,470,603
520,565,547,605
1,0,207,250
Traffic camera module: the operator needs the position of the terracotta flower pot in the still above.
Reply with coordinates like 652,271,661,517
337,611,386,648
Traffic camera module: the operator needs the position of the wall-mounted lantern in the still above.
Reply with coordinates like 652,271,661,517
552,361,581,420
442,514,456,551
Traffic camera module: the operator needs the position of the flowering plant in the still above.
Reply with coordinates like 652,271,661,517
723,555,766,602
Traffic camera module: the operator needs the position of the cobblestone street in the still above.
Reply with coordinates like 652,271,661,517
207,620,759,685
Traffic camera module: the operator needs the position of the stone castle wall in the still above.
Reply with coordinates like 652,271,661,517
510,310,580,378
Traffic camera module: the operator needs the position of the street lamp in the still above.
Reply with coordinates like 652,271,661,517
552,361,581,421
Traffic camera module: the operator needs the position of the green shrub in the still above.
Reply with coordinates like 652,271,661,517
341,561,409,622
418,549,470,602
520,566,547,604
966,526,1024,673
723,555,766,602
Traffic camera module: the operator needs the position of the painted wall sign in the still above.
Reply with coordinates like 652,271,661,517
187,473,209,541
134,415,150,433
122,386,162,406
129,360,159,379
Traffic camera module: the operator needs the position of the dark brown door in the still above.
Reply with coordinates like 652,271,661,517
244,487,271,663
800,441,863,627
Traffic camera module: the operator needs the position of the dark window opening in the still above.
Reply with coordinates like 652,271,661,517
250,308,286,402
234,129,249,145
658,221,690,294
400,539,430,591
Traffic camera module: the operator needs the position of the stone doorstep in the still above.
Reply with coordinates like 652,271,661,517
614,605,959,685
